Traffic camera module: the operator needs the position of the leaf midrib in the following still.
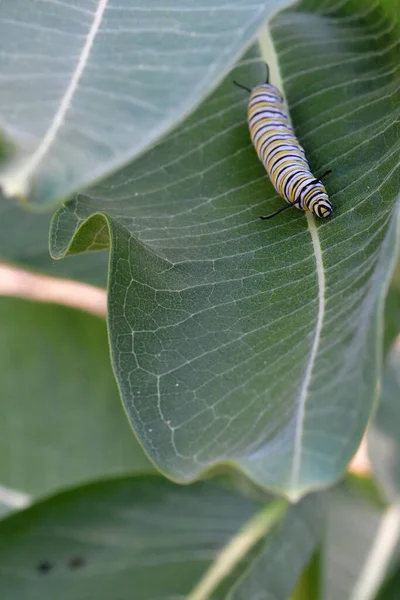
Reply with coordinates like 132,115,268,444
289,213,326,497
187,499,288,600
0,0,109,198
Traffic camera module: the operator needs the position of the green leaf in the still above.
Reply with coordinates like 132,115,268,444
369,345,400,503
51,0,400,498
383,262,400,355
0,192,108,287
292,550,321,600
383,287,400,356
212,492,322,600
0,0,289,207
375,566,400,600
0,504,10,518
0,475,321,600
0,297,154,498
322,475,394,600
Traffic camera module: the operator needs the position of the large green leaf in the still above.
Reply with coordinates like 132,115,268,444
50,0,400,497
0,297,153,498
0,193,108,286
0,475,321,600
0,0,289,207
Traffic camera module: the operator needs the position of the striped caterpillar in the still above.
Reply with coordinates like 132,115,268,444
234,65,333,220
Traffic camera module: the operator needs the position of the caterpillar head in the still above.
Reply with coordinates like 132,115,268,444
313,197,333,218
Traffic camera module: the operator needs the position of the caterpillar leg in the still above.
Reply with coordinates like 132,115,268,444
233,80,251,93
260,200,300,220
311,169,332,185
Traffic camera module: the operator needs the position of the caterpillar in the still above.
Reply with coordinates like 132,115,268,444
234,65,333,220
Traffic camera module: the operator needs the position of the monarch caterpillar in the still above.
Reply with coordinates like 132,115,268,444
234,65,333,220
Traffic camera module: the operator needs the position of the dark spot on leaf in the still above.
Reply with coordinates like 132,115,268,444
68,556,85,570
37,561,53,574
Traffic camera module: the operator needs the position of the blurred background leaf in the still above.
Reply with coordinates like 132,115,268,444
0,475,321,600
0,192,108,287
322,474,394,600
369,345,400,504
375,566,400,600
0,297,154,500
291,550,321,600
383,261,400,356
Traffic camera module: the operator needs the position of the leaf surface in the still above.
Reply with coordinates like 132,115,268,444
323,475,391,600
51,0,400,497
376,566,400,600
0,297,154,498
0,475,320,600
383,262,400,355
369,344,400,503
0,0,289,206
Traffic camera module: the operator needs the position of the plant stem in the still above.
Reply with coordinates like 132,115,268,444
187,498,288,600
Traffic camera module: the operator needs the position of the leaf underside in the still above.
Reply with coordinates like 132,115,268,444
0,0,289,206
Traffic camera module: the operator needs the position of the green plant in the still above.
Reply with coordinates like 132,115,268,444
0,0,400,597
